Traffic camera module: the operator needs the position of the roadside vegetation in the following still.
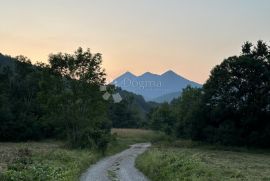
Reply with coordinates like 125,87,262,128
0,141,101,181
136,140,270,181
0,129,163,181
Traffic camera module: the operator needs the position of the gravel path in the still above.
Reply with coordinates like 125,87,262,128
80,143,151,181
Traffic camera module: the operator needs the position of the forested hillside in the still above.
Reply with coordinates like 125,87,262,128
108,89,158,128
0,48,151,152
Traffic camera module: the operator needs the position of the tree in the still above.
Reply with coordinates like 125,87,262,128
242,41,253,55
149,103,176,135
49,47,106,84
147,41,270,148
173,86,203,139
252,40,268,58
201,41,270,146
0,49,112,151
48,48,110,149
109,98,142,128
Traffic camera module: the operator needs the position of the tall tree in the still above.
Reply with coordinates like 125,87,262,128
49,47,106,84
48,47,110,149
201,41,270,146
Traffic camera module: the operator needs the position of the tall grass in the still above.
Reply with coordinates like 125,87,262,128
0,142,103,181
0,129,165,181
136,140,270,181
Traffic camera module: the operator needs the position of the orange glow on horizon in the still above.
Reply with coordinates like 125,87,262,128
1,0,270,84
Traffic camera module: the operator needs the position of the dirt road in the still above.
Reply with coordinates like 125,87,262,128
80,143,151,181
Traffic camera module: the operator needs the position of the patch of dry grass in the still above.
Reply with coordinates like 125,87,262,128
112,128,155,138
111,128,168,144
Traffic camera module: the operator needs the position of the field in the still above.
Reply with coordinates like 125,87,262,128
112,128,167,144
3,129,269,181
136,140,270,181
0,129,162,181
0,141,106,181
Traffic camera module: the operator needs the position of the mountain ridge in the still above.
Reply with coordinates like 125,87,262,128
112,70,201,102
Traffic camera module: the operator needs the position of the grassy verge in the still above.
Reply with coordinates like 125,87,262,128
136,139,270,181
0,129,163,181
0,141,105,181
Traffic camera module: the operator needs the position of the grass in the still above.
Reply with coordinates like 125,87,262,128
136,139,270,181
0,128,162,181
4,129,269,180
0,141,104,181
3,130,269,181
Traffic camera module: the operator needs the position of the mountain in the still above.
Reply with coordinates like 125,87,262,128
112,70,201,102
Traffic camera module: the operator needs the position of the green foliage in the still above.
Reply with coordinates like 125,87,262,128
148,103,176,135
0,56,46,141
241,41,253,55
148,41,270,148
0,48,156,153
0,48,111,150
109,88,156,129
172,86,203,139
109,95,144,128
200,41,270,147
49,47,106,84
148,86,202,137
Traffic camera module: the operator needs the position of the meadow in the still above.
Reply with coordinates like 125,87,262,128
1,129,270,181
0,129,164,181
136,140,270,181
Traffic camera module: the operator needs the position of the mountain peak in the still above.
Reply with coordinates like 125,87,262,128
114,71,136,82
122,71,135,77
161,70,178,76
139,72,158,77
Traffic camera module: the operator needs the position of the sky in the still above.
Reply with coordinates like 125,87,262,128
0,0,270,84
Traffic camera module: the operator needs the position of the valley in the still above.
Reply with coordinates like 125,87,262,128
1,1,270,180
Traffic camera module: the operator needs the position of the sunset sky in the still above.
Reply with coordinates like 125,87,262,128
1,0,270,84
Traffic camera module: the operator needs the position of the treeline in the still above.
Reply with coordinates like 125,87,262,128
0,48,146,151
148,41,270,148
109,89,157,128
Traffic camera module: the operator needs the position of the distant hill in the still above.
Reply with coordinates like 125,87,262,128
108,87,160,128
0,53,14,66
151,91,182,103
118,88,156,114
113,70,201,102
0,53,17,73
